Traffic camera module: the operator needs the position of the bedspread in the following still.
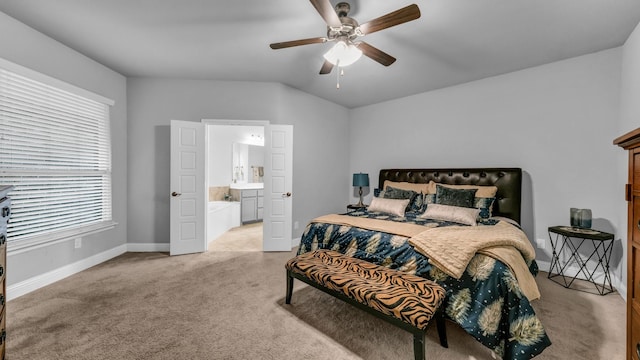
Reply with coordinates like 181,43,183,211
310,214,540,301
297,210,551,359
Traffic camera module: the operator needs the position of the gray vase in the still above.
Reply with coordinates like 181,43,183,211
579,209,592,228
570,208,580,227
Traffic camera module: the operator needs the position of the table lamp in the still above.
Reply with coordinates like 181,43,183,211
352,173,369,207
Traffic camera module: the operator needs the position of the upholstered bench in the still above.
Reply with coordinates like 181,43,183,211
285,250,448,360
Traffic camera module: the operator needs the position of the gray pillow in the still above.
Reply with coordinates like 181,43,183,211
383,186,416,200
383,186,417,212
435,185,477,208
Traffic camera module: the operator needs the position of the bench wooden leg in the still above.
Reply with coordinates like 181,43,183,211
285,271,294,304
436,310,448,348
413,332,425,360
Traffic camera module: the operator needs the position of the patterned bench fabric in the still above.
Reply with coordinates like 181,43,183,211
286,250,446,330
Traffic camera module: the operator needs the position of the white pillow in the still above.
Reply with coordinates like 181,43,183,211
368,197,410,217
418,203,480,226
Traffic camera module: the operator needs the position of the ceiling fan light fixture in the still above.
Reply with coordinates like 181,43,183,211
323,40,362,67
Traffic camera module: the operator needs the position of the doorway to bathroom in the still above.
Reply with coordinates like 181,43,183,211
169,120,292,255
205,122,265,251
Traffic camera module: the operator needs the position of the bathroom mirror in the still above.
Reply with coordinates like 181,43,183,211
232,142,264,184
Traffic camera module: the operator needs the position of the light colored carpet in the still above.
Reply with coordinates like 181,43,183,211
7,249,625,360
208,222,262,251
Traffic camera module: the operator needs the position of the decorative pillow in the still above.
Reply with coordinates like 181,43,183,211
383,186,418,212
368,197,410,217
435,185,477,208
423,193,436,208
425,181,437,194
474,197,496,219
407,192,425,214
383,186,416,200
383,180,431,195
418,203,480,226
374,188,382,197
438,184,498,198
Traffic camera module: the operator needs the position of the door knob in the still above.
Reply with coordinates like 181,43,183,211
282,192,292,197
171,192,181,197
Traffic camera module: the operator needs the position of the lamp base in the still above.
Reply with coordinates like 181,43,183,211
355,187,365,207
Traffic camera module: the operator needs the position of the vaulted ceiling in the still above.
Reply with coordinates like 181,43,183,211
1,0,639,108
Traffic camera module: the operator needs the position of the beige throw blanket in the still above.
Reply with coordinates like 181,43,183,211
409,221,540,300
310,214,540,301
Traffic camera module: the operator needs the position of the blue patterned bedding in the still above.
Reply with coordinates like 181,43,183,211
297,210,551,359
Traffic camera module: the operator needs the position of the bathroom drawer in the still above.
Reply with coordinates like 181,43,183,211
241,190,258,198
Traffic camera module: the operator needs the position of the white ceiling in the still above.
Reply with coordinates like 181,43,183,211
1,0,639,108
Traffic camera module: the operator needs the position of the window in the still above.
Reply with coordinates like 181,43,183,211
0,59,115,251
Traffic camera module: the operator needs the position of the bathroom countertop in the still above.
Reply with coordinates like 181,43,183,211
229,183,264,190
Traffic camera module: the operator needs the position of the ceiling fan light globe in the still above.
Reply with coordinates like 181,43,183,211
323,41,362,67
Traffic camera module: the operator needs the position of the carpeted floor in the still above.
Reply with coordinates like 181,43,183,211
7,249,625,360
208,222,262,251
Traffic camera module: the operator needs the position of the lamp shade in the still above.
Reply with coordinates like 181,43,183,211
352,173,369,187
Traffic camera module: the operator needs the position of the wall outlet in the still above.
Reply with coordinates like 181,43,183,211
536,238,546,250
294,221,299,230
74,238,82,249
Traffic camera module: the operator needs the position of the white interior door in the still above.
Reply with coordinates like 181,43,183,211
170,120,207,256
263,124,293,251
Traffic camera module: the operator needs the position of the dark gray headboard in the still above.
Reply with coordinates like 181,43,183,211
378,168,523,224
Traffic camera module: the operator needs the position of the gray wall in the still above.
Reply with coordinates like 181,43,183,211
127,78,350,245
348,48,625,290
0,12,128,285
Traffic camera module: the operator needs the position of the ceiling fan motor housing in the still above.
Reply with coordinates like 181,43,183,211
327,2,360,41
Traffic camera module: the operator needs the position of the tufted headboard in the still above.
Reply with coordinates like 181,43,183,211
378,168,523,224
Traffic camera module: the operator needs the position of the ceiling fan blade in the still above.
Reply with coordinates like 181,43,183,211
270,37,327,50
358,42,396,66
309,0,342,28
358,4,421,35
319,60,334,75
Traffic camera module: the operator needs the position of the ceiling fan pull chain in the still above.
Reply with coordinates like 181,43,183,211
336,60,341,89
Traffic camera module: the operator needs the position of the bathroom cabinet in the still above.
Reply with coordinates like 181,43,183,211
231,188,264,224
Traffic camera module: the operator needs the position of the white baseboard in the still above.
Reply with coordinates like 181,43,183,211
126,242,170,252
7,242,171,301
7,244,128,301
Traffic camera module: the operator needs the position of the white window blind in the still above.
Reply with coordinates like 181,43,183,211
0,63,113,246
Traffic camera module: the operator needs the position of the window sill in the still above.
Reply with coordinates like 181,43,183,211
8,221,118,255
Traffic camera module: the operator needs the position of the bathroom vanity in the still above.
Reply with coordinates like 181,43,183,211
230,183,264,224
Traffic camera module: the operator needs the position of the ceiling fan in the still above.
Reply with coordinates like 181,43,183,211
269,1,421,76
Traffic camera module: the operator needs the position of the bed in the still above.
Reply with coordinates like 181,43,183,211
297,168,551,359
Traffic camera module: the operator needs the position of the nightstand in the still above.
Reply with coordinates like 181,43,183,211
347,204,367,212
547,226,615,295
